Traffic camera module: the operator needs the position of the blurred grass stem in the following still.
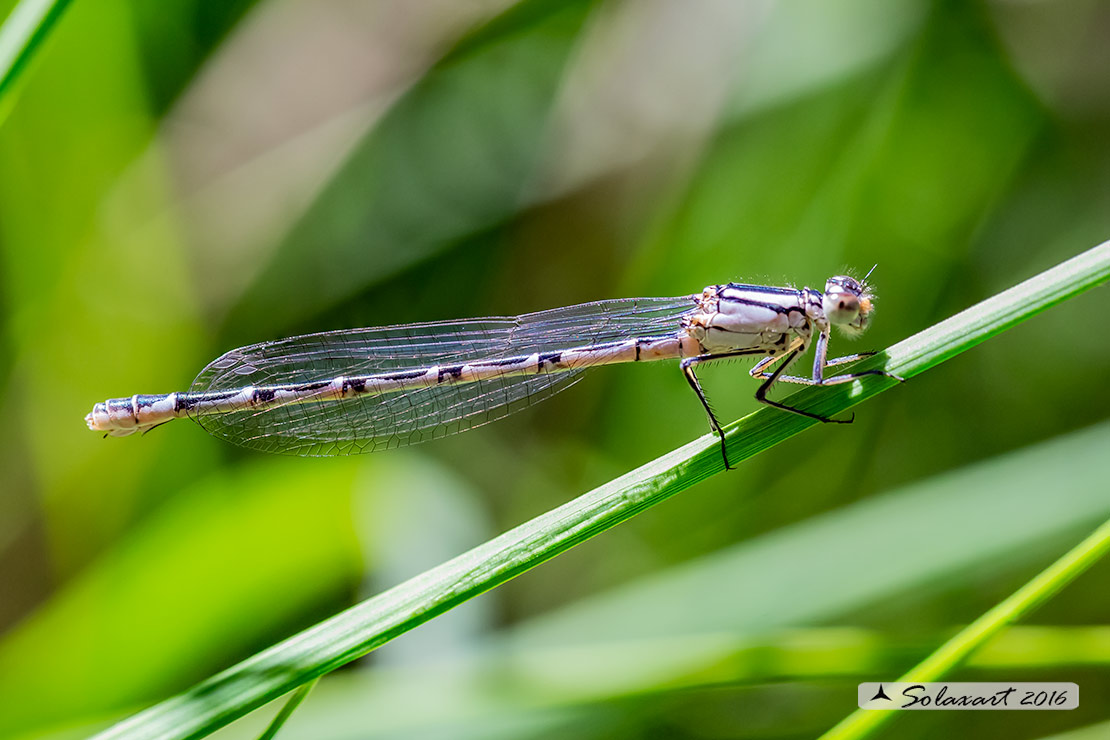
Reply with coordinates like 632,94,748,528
0,0,72,124
256,678,317,740
821,515,1110,740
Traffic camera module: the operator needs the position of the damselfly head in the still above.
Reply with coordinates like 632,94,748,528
823,274,874,336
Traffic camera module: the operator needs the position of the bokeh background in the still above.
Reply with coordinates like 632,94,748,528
1,0,1109,738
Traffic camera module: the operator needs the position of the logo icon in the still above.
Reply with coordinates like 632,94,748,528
870,684,892,702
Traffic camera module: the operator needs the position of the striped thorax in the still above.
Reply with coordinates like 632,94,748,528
684,283,819,356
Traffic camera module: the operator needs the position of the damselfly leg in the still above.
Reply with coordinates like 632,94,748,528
751,345,855,427
750,332,904,387
683,333,902,469
681,348,768,469
825,352,876,368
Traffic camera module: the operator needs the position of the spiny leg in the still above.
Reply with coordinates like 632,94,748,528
754,367,905,386
825,351,875,368
750,352,870,381
753,347,854,424
681,348,766,470
751,350,874,379
680,341,890,467
749,344,800,380
752,340,904,386
810,327,831,381
749,336,812,384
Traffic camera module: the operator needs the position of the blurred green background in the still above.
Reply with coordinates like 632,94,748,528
1,0,1109,738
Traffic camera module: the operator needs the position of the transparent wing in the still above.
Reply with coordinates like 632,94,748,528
189,295,697,456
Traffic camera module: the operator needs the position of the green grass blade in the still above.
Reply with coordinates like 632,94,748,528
821,515,1110,740
0,0,72,123
93,239,1110,740
256,678,317,740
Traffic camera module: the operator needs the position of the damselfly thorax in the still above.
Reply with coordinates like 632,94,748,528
86,273,900,467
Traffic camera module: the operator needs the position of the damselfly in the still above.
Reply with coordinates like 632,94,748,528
86,274,902,467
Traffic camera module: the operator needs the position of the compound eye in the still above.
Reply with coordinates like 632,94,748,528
825,292,860,324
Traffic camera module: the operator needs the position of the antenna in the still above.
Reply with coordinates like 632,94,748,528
862,263,878,283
